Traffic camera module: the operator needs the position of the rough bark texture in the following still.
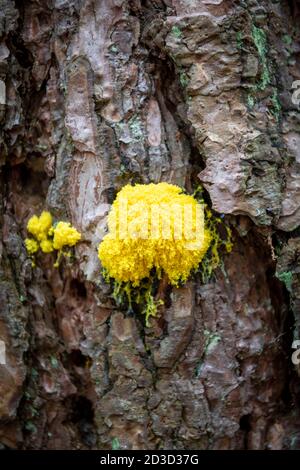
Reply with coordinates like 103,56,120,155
1,0,300,450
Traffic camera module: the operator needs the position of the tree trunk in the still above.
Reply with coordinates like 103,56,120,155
1,0,300,450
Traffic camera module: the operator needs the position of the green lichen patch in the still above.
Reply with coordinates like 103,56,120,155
251,25,270,91
252,25,267,59
276,271,293,292
236,31,243,50
194,330,221,377
128,115,144,141
271,90,282,121
171,25,182,39
179,70,189,88
111,437,120,450
282,34,292,46
247,94,255,109
245,24,282,123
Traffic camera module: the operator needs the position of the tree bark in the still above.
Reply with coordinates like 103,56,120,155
1,0,300,450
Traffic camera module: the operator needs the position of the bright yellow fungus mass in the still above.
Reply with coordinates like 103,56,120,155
98,183,211,287
53,221,81,250
25,211,81,266
27,211,53,244
25,238,39,255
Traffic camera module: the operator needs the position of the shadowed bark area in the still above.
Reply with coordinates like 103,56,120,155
1,0,300,450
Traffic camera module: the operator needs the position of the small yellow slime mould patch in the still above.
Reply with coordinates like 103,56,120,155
40,239,54,253
27,211,53,243
53,222,81,250
25,238,39,255
25,211,81,267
